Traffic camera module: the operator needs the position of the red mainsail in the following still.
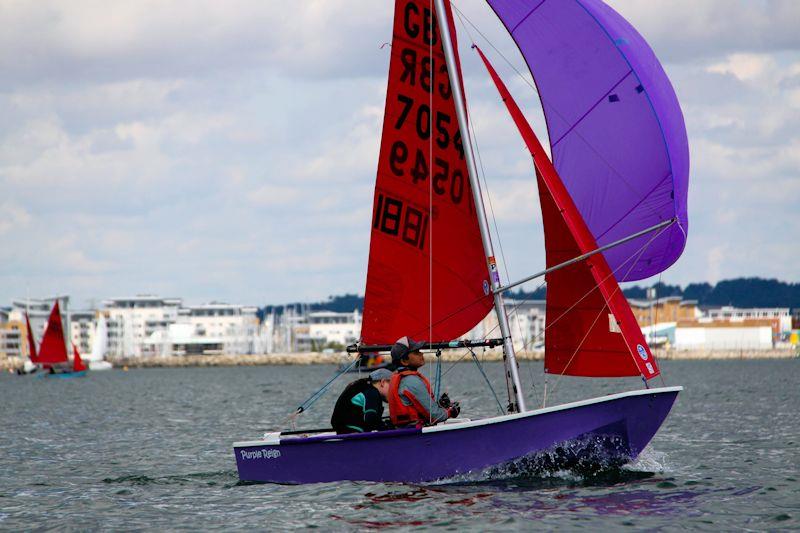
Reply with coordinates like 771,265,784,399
361,0,492,344
37,302,69,366
25,313,39,362
476,47,659,379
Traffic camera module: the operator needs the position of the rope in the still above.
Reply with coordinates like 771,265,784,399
433,349,443,399
280,356,359,428
454,2,532,374
469,347,506,414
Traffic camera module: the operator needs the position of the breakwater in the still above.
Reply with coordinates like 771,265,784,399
2,348,796,371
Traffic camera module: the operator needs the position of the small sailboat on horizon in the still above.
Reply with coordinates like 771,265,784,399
21,301,88,378
234,0,689,484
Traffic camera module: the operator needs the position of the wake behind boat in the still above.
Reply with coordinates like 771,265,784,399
235,0,689,484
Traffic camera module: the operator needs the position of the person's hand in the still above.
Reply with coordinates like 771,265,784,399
448,402,460,418
438,393,451,408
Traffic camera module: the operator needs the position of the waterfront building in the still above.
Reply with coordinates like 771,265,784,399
673,320,774,350
701,305,792,333
0,308,24,359
69,310,97,355
139,302,270,356
103,296,183,357
307,310,362,350
628,296,700,328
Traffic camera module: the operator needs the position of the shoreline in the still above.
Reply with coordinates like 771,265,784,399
2,348,797,371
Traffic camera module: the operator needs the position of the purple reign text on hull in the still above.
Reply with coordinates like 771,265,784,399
234,386,680,484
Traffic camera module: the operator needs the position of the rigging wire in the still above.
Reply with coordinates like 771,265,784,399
546,223,671,400
469,347,506,414
280,356,360,429
453,4,536,402
428,7,435,424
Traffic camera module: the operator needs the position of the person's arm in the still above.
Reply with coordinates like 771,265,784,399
362,389,385,430
400,376,449,423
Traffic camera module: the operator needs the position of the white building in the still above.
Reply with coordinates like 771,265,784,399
674,324,774,350
703,306,792,333
307,310,362,349
104,296,183,357
69,310,97,355
140,302,270,356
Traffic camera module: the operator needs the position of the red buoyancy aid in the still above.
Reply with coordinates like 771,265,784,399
388,369,433,427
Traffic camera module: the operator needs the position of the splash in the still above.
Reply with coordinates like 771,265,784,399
626,445,670,474
431,434,662,487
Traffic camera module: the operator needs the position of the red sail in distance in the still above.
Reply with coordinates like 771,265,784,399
72,344,87,372
476,47,658,379
37,302,69,366
25,313,39,362
362,0,493,344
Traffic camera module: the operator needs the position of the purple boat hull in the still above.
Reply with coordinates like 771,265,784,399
234,386,680,484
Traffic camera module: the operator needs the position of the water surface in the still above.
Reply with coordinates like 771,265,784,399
1,359,797,529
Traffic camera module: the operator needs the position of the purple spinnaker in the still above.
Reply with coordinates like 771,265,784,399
486,0,689,281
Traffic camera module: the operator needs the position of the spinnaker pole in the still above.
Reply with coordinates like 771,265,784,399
433,0,526,413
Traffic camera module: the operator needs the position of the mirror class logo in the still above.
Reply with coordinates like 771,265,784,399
637,344,648,360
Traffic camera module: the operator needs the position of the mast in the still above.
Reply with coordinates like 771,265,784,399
433,0,526,413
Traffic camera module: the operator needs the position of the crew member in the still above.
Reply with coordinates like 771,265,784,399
388,336,460,427
330,368,393,434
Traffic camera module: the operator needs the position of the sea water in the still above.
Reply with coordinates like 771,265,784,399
0,359,797,530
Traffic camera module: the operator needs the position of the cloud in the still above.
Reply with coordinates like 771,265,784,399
0,1,798,308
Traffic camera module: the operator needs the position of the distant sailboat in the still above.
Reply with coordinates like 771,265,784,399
17,312,40,374
26,301,87,378
88,314,113,371
234,0,688,483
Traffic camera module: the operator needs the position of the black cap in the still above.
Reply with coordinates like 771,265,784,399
390,336,426,365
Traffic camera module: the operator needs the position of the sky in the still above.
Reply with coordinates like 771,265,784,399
1,0,798,309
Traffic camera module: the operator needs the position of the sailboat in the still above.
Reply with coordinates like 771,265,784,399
87,313,113,371
17,313,41,374
29,302,87,378
234,0,688,484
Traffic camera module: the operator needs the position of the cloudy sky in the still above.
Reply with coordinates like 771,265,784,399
1,0,798,308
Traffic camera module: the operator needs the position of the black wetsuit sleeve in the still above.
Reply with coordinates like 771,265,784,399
363,388,386,431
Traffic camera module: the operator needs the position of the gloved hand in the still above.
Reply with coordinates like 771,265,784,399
447,402,460,419
438,393,451,408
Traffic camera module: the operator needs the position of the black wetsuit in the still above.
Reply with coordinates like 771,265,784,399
330,378,387,434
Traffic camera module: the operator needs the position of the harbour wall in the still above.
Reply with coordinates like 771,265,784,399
3,348,797,370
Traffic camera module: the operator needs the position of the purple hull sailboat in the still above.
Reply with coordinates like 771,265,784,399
234,0,689,484
235,387,680,484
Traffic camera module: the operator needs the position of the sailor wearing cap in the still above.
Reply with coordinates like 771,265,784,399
330,368,394,434
388,336,460,427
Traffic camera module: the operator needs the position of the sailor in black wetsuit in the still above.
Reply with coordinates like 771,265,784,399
331,368,393,434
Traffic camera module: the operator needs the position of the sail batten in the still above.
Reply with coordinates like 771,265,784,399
362,0,493,344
